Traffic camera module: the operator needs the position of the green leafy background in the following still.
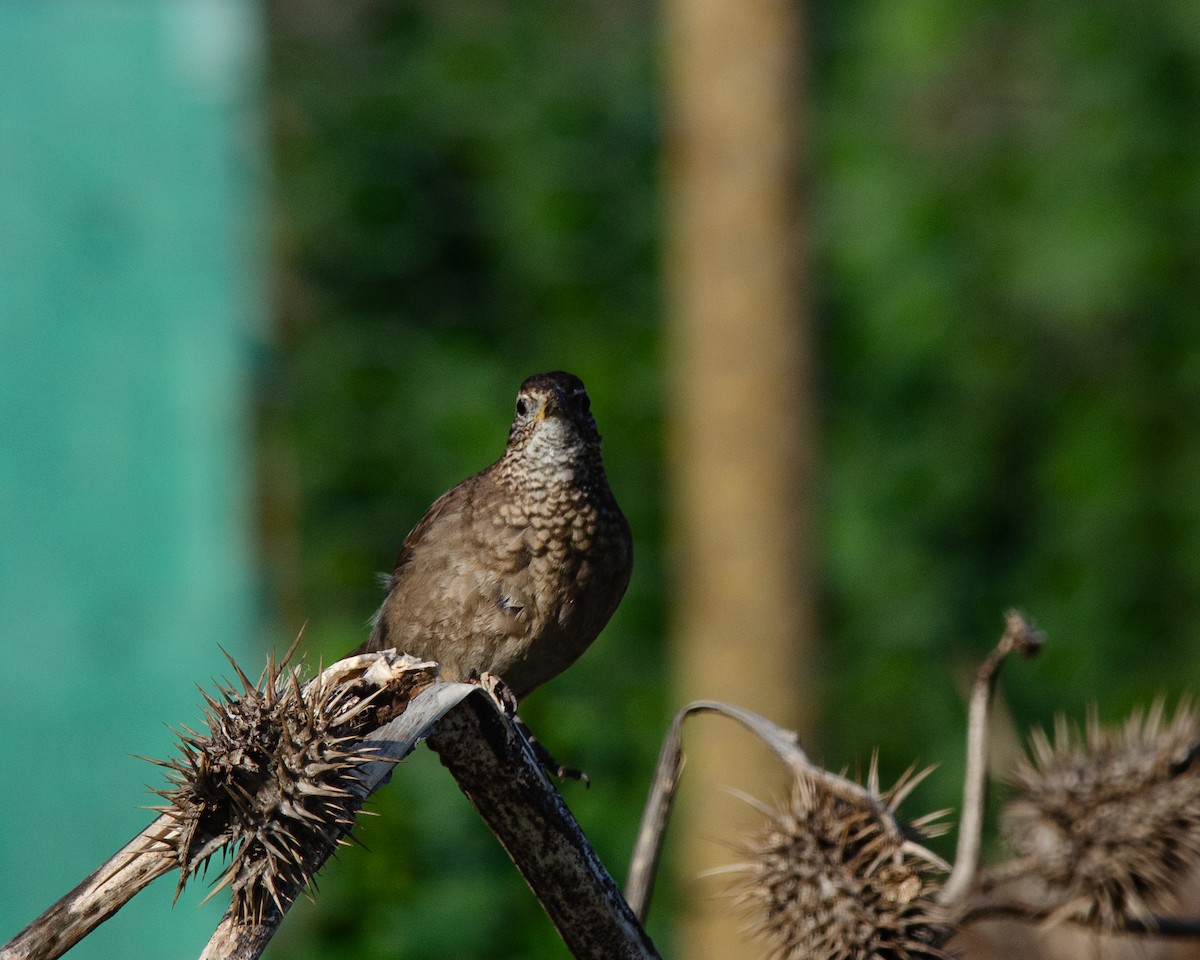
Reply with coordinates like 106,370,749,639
260,2,1200,957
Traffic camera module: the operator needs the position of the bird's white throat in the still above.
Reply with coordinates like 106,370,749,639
523,416,585,485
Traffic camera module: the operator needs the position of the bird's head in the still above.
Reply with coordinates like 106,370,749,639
504,371,603,479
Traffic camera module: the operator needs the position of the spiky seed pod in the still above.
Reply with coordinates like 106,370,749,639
1002,698,1200,928
726,763,952,960
148,653,432,921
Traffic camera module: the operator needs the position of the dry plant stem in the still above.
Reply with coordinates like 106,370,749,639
957,901,1200,938
623,704,691,921
0,653,450,960
199,678,479,960
624,700,903,923
0,819,177,960
429,690,660,960
940,610,1043,905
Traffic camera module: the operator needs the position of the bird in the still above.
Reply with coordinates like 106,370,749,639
353,371,632,703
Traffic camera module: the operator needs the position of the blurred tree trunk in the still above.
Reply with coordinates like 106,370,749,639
663,0,813,955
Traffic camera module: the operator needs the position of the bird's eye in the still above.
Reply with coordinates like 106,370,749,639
516,397,529,418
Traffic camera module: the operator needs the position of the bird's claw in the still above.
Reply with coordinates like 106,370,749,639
508,708,590,787
552,764,590,787
470,670,520,717
467,671,588,785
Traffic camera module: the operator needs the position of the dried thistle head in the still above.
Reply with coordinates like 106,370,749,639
726,762,952,960
1002,698,1200,928
149,652,432,921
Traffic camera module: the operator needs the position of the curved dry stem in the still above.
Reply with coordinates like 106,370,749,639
939,610,1043,905
624,699,918,922
957,899,1200,938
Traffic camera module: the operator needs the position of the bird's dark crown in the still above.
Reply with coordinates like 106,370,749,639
510,371,593,427
521,371,585,393
520,371,587,408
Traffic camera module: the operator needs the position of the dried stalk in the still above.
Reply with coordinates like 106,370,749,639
199,677,480,960
953,697,1200,935
956,900,1200,938
939,610,1042,905
0,653,453,960
624,700,929,923
2,652,659,960
429,693,661,960
0,818,178,960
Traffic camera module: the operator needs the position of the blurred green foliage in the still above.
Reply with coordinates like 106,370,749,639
817,0,1200,808
264,2,662,958
262,0,1200,957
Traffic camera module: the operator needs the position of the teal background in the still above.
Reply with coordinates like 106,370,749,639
0,3,265,957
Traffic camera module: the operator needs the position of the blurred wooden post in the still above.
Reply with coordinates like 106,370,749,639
663,0,813,955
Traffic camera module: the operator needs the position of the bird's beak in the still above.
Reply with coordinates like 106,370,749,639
537,385,569,420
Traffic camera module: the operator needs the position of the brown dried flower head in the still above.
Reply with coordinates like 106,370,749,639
726,762,952,960
148,652,407,920
1003,698,1200,928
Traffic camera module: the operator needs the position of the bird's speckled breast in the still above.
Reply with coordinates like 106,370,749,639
486,457,630,697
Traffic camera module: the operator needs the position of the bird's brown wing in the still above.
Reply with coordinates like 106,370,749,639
353,475,480,655
387,478,474,579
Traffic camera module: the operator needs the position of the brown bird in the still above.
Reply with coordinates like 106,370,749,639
354,371,632,702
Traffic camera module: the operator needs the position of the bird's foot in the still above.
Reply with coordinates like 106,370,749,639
468,670,589,785
547,759,590,786
470,669,520,716
514,714,590,787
